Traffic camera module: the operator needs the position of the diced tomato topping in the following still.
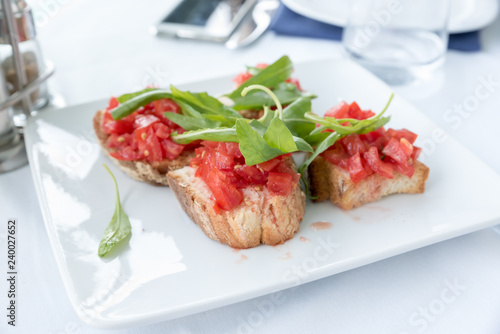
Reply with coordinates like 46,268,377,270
102,110,135,135
386,128,418,144
325,101,350,119
225,142,243,158
235,165,267,185
382,137,407,165
399,138,413,158
363,147,394,179
110,146,140,161
191,141,299,212
342,134,366,156
107,133,133,148
274,160,301,183
320,100,421,182
134,114,160,130
205,169,244,211
257,158,281,172
154,123,170,139
233,72,253,86
161,139,184,160
102,95,188,162
348,102,375,120
267,172,293,196
154,98,180,114
215,150,235,170
106,97,119,111
346,153,368,183
143,132,163,162
324,150,348,165
412,146,422,160
386,157,415,177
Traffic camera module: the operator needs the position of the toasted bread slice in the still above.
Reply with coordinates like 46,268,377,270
309,156,429,210
167,165,306,248
93,109,195,186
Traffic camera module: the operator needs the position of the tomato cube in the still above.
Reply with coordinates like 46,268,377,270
106,97,119,111
342,134,366,156
346,153,368,183
399,138,414,158
215,150,235,170
206,169,243,210
387,128,418,144
235,165,267,185
382,137,407,165
154,123,171,139
257,157,281,172
323,148,348,165
153,98,180,114
110,146,140,161
267,172,293,196
363,147,393,178
161,139,184,160
325,101,350,119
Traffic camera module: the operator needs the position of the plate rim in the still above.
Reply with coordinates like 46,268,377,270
281,0,500,34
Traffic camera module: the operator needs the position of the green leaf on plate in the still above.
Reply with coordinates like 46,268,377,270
98,165,132,258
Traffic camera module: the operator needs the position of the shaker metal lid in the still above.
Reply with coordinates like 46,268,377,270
0,0,37,43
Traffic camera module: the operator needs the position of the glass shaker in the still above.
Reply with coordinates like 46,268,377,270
0,0,49,125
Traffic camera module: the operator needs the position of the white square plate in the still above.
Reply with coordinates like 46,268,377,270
25,57,500,329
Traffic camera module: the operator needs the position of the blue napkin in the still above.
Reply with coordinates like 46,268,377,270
269,3,481,52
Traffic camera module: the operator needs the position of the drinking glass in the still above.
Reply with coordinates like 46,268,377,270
342,0,450,85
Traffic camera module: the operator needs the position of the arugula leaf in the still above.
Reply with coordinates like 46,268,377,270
111,90,173,120
236,119,284,166
175,99,204,119
246,65,262,75
232,82,316,110
257,106,274,127
299,132,342,176
116,88,158,104
263,117,298,152
98,165,132,258
293,136,314,153
304,132,331,146
171,85,242,119
172,83,315,166
282,98,316,137
164,112,220,131
248,119,268,136
172,127,238,144
229,55,293,99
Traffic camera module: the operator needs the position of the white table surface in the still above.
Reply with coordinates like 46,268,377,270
2,1,500,333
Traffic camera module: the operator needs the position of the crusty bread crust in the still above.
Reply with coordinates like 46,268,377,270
309,156,429,210
93,109,195,186
167,162,306,248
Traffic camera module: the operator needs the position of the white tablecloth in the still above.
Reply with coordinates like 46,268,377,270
2,1,500,333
